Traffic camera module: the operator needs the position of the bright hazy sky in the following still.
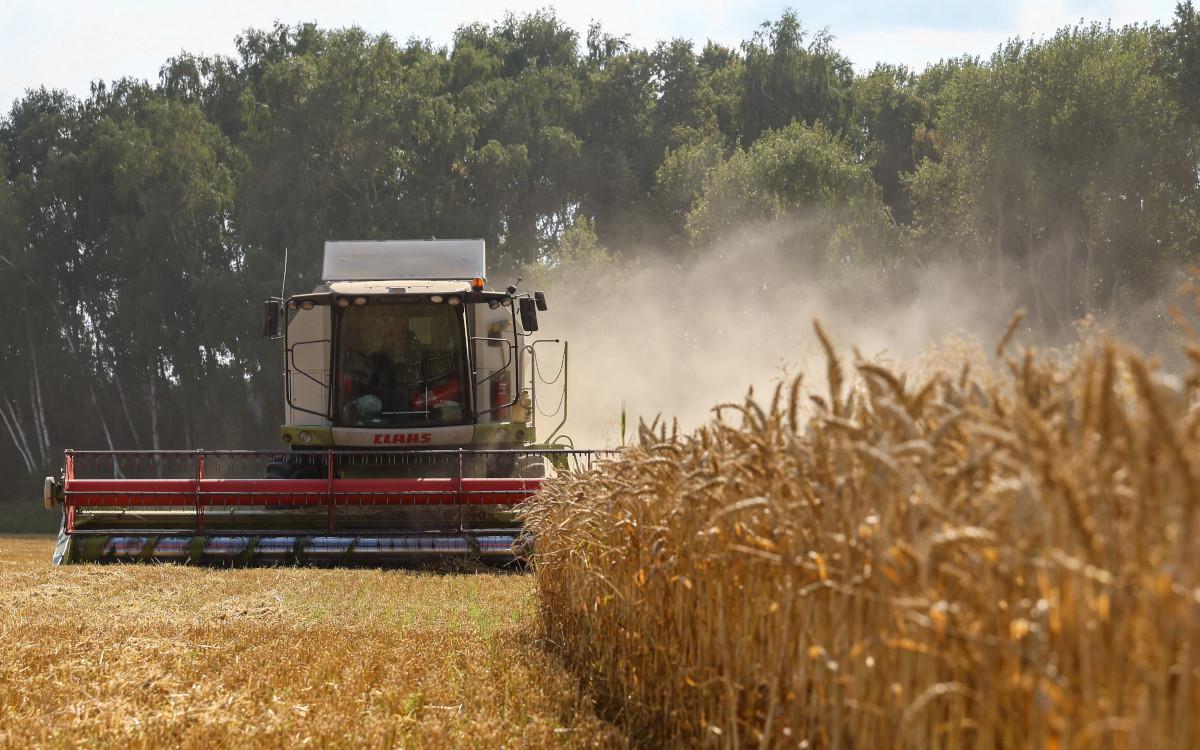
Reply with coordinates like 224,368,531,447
0,0,1183,111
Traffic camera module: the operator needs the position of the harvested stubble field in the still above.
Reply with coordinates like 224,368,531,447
0,536,626,749
7,326,1200,750
525,322,1200,748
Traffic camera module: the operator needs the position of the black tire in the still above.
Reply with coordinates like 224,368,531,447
265,461,292,479
517,457,547,478
487,453,517,478
265,457,326,479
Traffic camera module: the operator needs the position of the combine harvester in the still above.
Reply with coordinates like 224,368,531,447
43,240,608,564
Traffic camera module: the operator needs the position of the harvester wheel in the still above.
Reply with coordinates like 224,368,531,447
289,463,325,479
487,453,517,478
43,476,61,510
266,459,326,479
517,457,547,478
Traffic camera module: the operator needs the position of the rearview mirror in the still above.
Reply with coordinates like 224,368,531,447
519,297,539,332
263,299,282,338
534,291,548,311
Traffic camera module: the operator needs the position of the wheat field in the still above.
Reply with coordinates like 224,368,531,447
524,323,1200,748
0,536,625,749
8,323,1200,749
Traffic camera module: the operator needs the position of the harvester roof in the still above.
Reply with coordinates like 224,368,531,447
323,239,485,282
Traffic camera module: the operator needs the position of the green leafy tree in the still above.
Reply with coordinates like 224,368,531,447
686,122,890,258
699,42,744,145
575,46,655,250
653,130,727,248
76,80,248,449
0,89,96,475
1160,1,1200,120
739,11,855,146
852,64,935,224
234,28,474,281
453,12,584,268
909,24,1200,327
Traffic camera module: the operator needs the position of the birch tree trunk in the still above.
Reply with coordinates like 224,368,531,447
112,368,142,448
0,396,35,474
87,387,123,479
149,360,161,452
26,330,50,465
149,358,162,478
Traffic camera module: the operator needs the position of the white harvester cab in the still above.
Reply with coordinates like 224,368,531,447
267,240,558,454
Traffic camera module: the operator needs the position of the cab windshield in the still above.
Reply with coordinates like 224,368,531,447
334,301,470,428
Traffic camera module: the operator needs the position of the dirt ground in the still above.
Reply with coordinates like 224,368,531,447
0,536,625,749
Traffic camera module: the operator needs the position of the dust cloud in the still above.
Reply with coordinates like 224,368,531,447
529,222,1027,449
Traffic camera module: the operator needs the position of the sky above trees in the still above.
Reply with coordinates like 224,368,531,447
0,0,1181,110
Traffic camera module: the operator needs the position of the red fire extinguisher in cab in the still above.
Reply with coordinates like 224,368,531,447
492,371,511,421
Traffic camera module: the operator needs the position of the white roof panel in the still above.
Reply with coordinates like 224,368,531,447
322,240,486,281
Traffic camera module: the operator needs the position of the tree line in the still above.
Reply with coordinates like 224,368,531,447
2,5,1200,493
